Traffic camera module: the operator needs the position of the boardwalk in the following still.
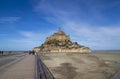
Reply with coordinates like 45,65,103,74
0,55,35,79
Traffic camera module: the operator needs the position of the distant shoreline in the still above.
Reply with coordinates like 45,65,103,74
92,50,120,54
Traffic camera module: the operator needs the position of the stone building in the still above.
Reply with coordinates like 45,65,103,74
33,29,91,53
45,28,70,42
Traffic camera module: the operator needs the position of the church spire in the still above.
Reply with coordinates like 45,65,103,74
58,27,61,32
57,27,66,35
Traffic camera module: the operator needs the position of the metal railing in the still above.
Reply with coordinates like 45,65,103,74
35,53,54,79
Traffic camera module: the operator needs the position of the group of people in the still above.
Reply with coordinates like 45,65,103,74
29,50,36,55
0,51,4,55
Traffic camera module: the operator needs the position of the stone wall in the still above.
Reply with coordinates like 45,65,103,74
33,48,91,53
50,48,91,53
46,34,70,42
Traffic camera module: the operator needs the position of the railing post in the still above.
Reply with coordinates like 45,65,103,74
35,53,54,79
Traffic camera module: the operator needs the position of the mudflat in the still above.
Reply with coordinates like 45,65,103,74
39,52,120,79
92,53,120,70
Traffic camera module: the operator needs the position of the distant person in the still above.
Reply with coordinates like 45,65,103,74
28,51,30,54
9,51,12,54
29,51,32,55
32,50,35,55
1,51,3,55
35,52,37,55
0,51,3,55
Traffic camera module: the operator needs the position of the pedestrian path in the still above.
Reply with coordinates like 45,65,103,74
0,54,35,79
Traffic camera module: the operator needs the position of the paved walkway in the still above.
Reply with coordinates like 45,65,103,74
0,54,35,79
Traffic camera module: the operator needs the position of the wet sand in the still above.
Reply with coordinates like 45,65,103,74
39,52,120,79
92,53,120,70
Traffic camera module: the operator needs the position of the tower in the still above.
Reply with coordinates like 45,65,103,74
58,27,61,32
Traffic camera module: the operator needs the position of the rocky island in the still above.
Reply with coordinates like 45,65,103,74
33,29,118,79
33,29,91,53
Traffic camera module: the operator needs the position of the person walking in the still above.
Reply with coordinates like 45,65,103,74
2,51,3,55
32,51,35,55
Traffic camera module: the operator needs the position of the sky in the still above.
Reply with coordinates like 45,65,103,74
0,0,120,51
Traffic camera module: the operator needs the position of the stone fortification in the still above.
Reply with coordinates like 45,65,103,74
33,29,91,53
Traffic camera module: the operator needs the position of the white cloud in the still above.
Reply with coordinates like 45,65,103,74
19,31,35,38
61,21,120,49
0,17,20,23
10,31,53,49
19,31,44,42
32,0,120,50
10,31,42,46
8,29,58,50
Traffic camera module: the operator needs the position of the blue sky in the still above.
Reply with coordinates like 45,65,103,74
0,0,120,51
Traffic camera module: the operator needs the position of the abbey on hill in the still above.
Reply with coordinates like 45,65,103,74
33,29,91,53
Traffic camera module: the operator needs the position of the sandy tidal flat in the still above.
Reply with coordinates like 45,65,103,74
39,52,120,79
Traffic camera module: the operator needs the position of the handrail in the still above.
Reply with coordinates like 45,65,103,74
35,53,54,79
